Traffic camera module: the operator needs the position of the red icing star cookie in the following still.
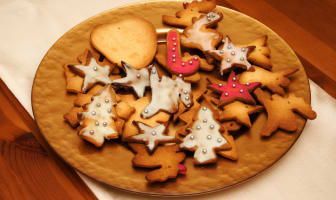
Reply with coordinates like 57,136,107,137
208,71,260,106
166,29,200,77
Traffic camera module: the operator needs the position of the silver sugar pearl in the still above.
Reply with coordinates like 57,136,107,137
181,62,185,66
246,82,250,86
183,90,188,94
196,125,201,130
103,122,108,127
232,84,236,88
202,148,207,154
172,47,176,51
202,107,207,111
179,74,183,77
136,73,141,78
241,47,246,52
186,104,191,108
190,135,195,140
91,111,96,115
93,66,98,71
105,99,109,103
240,89,244,93
172,58,176,63
173,42,177,46
172,37,176,41
152,68,156,74
240,57,245,61
96,103,101,107
233,77,236,81
226,58,231,62
189,60,193,64
144,109,148,114
172,54,176,58
185,96,190,100
219,50,224,54
207,135,212,140
107,108,112,113
210,124,215,129
231,51,236,56
219,83,223,87
225,92,229,96
207,13,211,17
89,130,94,135
151,131,157,136
217,138,222,143
227,45,232,49
194,57,198,60
203,119,208,123
95,121,99,126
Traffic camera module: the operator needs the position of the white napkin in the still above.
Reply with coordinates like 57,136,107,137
1,0,335,199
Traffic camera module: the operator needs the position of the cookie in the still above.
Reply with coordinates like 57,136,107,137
207,71,260,106
162,0,217,28
129,143,185,183
141,66,193,118
128,121,175,152
122,96,171,141
254,88,317,136
115,101,135,120
218,131,238,161
180,101,231,165
112,61,150,98
77,85,119,147
91,16,157,69
65,49,116,93
239,66,298,96
63,107,83,128
240,36,272,69
206,36,255,75
165,29,200,76
218,101,263,128
181,11,223,53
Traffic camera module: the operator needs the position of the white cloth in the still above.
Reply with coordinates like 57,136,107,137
0,0,335,199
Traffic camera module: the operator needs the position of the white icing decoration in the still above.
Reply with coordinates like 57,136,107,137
181,12,221,51
72,58,112,92
112,62,150,98
208,37,252,75
79,85,117,144
141,66,192,118
180,106,228,164
130,122,174,152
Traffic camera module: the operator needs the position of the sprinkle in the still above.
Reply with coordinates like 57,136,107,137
172,37,176,41
91,111,96,116
219,83,223,87
93,66,98,71
226,58,231,62
172,54,176,58
136,74,141,78
172,59,176,63
179,74,183,78
107,108,112,113
240,89,244,93
189,60,193,64
227,45,231,49
89,130,94,135
207,135,212,140
217,138,222,143
183,90,188,94
246,82,250,86
196,125,201,130
95,121,99,126
151,131,157,136
232,84,236,88
173,42,177,46
233,77,236,81
241,47,246,52
105,99,109,103
144,109,148,113
209,124,215,129
202,107,207,111
96,103,101,107
190,135,194,140
103,122,108,126
203,119,208,123
231,51,236,56
181,62,185,66
240,57,245,61
202,148,207,154
172,47,176,51
185,96,190,100
225,92,229,96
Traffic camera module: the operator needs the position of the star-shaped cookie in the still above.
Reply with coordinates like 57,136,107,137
239,66,298,96
206,36,254,75
69,55,112,92
254,88,316,136
128,121,175,152
218,101,263,127
207,71,260,106
112,61,150,98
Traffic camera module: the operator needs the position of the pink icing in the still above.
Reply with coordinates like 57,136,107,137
208,71,260,105
178,164,187,175
166,30,200,76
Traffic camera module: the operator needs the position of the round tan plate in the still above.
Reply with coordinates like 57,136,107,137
32,1,311,196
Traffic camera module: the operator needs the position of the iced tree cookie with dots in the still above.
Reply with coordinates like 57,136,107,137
128,121,175,152
239,66,298,96
207,71,260,106
77,85,119,147
162,0,217,28
254,88,316,137
180,99,231,165
129,143,186,183
65,49,115,93
141,66,193,119
206,36,255,75
181,11,223,54
112,61,150,98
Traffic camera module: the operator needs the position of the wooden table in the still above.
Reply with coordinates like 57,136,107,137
1,0,335,199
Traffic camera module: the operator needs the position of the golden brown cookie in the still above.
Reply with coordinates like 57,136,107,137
129,143,185,183
91,16,157,69
63,107,83,128
218,131,238,161
162,0,217,28
254,88,317,136
239,66,298,96
219,101,263,128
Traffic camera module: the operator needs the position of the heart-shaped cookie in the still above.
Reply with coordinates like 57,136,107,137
91,16,157,69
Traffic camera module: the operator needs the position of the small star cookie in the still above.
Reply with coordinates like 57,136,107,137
180,104,231,165
128,121,175,152
207,36,254,75
254,88,316,136
240,66,298,96
207,71,260,106
112,61,150,98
